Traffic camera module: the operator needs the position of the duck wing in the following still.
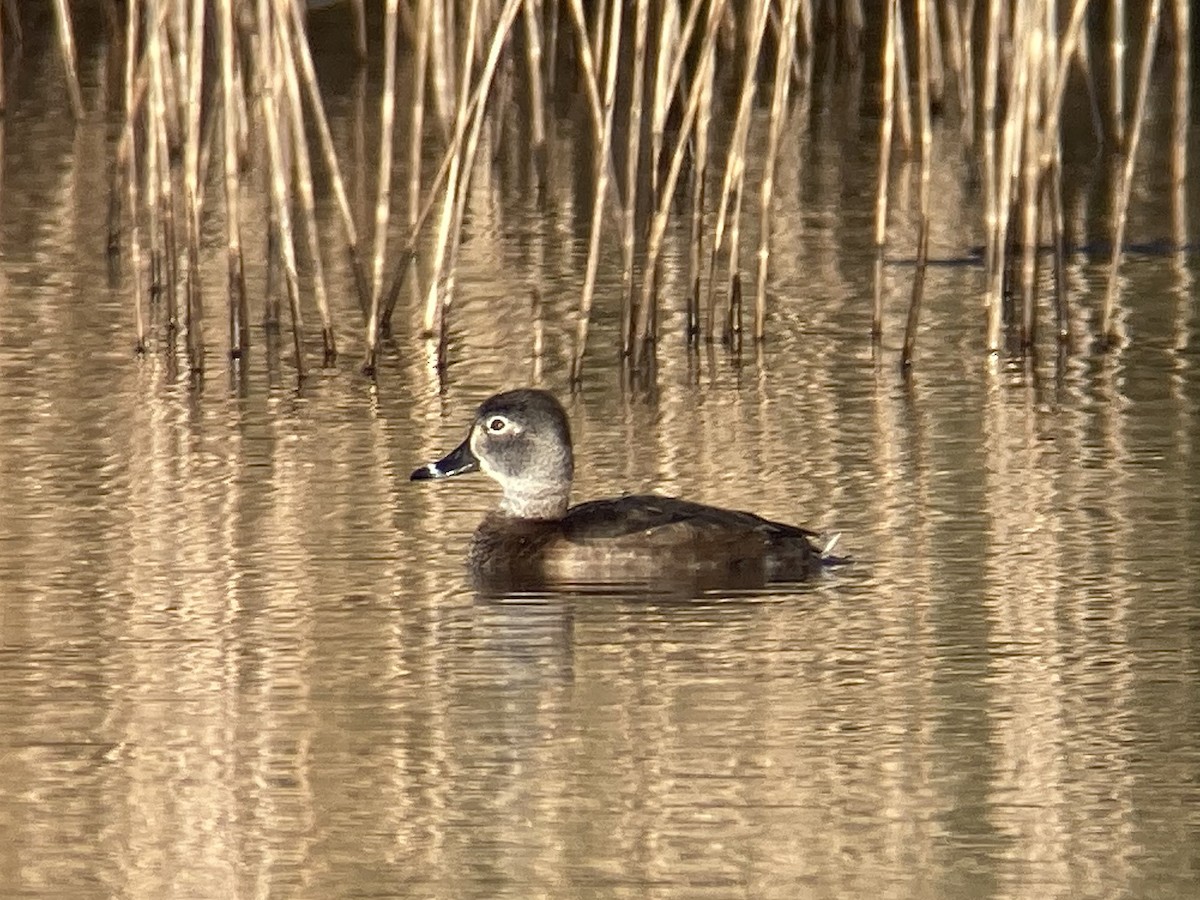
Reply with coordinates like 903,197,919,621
562,494,822,543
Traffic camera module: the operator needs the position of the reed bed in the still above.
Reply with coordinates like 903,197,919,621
24,0,1185,377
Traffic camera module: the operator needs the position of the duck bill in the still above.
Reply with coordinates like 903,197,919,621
410,438,480,481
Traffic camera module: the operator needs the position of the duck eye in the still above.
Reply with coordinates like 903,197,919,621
487,416,508,433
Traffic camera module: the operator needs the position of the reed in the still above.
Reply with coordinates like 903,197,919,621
217,0,248,360
182,0,205,372
52,0,85,118
1101,0,1162,346
254,0,305,377
286,0,370,308
123,0,145,353
871,0,898,340
619,0,647,356
277,4,335,361
901,0,933,369
363,0,400,370
755,0,799,342
57,0,1181,379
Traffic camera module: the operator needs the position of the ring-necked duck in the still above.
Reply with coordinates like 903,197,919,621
412,389,842,588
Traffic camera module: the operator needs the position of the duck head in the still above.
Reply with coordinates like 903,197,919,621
411,389,575,520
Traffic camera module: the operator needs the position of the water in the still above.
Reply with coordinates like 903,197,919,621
1,16,1198,900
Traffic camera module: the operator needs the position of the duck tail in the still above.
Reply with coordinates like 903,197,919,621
816,531,851,566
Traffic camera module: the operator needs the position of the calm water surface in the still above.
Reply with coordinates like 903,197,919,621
1,17,1199,900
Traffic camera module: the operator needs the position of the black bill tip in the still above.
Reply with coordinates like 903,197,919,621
410,438,479,481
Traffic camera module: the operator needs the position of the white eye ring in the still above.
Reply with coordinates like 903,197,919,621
486,416,511,433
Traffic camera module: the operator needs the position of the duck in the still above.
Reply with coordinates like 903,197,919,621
410,388,842,589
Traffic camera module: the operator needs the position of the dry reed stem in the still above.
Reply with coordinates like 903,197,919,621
1017,0,1046,350
1047,156,1069,342
797,0,812,48
183,0,205,371
892,9,913,153
545,0,560,93
1102,0,1162,345
702,0,770,345
687,41,713,342
157,24,182,153
766,3,802,82
170,3,188,141
255,0,305,378
637,0,725,363
378,136,456,335
872,0,898,339
420,0,481,341
619,0,648,354
521,0,547,160
649,0,681,205
1171,0,1189,252
982,0,1003,350
901,0,933,369
660,0,704,103
218,0,247,359
428,0,452,134
146,5,175,324
124,0,145,352
408,0,431,227
107,34,156,226
52,0,85,118
286,0,369,308
1018,2,1045,350
571,0,623,381
925,0,945,111
262,10,282,327
364,0,401,367
276,1,334,361
1110,0,1126,149
591,0,609,67
755,0,799,341
144,23,162,305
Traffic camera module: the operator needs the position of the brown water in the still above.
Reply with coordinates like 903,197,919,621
1,16,1199,900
